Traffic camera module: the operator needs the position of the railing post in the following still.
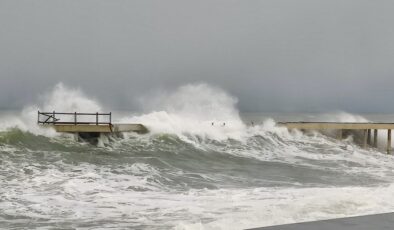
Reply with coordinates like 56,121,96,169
109,112,112,125
96,112,98,125
37,111,40,124
74,112,77,125
53,111,56,124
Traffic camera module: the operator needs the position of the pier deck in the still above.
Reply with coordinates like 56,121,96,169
278,121,394,130
278,121,394,153
51,123,147,133
37,111,148,135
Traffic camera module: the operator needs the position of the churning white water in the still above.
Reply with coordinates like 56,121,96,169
1,83,394,229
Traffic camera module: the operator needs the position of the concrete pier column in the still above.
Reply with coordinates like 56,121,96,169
363,129,368,149
337,129,343,140
388,129,392,154
367,129,371,145
374,129,378,147
74,133,79,141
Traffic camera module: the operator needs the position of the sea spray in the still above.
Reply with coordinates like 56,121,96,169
1,83,394,229
0,82,375,144
0,83,103,137
120,83,247,141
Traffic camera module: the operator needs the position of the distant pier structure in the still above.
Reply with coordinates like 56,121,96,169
279,122,394,154
38,111,147,143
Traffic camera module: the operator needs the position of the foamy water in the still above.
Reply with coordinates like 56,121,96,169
1,83,394,229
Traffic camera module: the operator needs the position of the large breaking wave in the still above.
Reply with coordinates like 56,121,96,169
1,83,394,229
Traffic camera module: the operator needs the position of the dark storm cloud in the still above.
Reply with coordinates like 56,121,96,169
1,0,394,112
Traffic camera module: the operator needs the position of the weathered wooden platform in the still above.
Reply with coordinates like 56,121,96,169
278,122,394,153
248,212,394,230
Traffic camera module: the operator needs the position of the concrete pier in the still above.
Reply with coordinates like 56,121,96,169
37,111,148,144
51,123,147,134
49,123,148,144
278,122,394,154
278,122,394,130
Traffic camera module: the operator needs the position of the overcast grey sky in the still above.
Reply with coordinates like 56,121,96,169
1,0,394,113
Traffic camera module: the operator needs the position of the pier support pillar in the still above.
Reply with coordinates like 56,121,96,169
367,129,371,145
374,129,378,147
74,133,79,142
363,129,368,149
388,129,392,154
337,129,343,140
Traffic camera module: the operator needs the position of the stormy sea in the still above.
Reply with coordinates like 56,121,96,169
1,83,394,229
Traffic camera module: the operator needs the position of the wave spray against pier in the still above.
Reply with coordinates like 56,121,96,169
1,83,394,229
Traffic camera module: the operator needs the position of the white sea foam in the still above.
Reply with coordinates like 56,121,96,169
120,83,248,141
3,152,394,230
2,83,394,229
0,82,377,146
174,184,394,230
0,83,103,137
316,112,369,123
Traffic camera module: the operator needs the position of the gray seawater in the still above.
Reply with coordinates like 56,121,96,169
1,112,394,229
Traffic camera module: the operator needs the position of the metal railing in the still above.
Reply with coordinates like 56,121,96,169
38,111,112,125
